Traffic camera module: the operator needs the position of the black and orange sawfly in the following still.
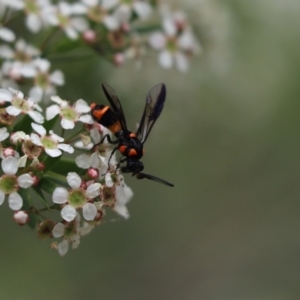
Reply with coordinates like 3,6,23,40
90,83,174,187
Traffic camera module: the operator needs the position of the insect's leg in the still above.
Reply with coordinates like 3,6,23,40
98,134,118,145
107,146,117,168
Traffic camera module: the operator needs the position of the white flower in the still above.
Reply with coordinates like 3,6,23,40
148,10,200,72
113,175,133,219
0,156,34,210
52,172,101,222
75,152,108,179
0,39,40,77
29,58,65,103
81,0,119,30
0,26,15,42
52,213,81,256
0,127,9,142
45,1,88,40
0,88,44,123
46,96,93,129
30,123,74,157
113,0,152,24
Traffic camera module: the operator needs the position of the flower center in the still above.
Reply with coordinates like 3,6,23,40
35,72,49,89
101,187,115,206
166,37,178,53
22,140,42,158
12,97,30,112
25,0,38,14
41,136,57,149
58,13,70,27
87,7,106,23
64,219,78,238
61,107,77,121
0,175,18,194
68,189,86,208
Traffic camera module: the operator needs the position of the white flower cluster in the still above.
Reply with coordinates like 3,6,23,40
0,0,200,79
0,86,133,256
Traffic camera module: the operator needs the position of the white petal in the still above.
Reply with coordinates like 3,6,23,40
90,152,103,167
49,131,64,142
82,203,97,221
29,86,43,102
28,111,44,124
148,32,166,50
175,52,189,72
114,5,131,23
52,187,68,204
113,204,129,219
102,0,118,10
31,122,46,136
71,17,88,32
58,143,74,153
0,45,14,59
17,173,34,188
133,2,152,20
21,63,37,78
71,234,80,249
2,156,18,175
0,191,5,205
61,205,77,222
105,173,113,188
52,223,65,238
163,18,177,36
0,88,12,102
8,192,23,210
18,155,28,168
45,148,62,157
86,183,101,198
6,105,21,116
26,14,42,33
78,114,93,124
61,118,75,129
0,127,9,142
51,95,67,106
34,58,50,72
74,99,90,113
50,70,65,85
103,15,119,31
30,133,43,146
158,51,173,69
0,27,15,42
75,154,90,169
66,172,81,189
64,27,78,40
46,104,60,120
57,239,69,256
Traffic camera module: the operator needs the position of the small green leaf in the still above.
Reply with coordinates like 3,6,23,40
38,177,58,195
43,115,59,132
42,155,61,173
12,114,33,134
19,189,38,229
50,157,86,176
32,186,50,209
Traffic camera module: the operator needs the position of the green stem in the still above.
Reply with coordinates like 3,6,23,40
64,126,86,143
2,11,23,26
39,27,59,53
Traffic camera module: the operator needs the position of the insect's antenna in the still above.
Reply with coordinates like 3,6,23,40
135,172,174,187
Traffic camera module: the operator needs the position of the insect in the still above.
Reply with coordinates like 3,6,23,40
90,83,174,187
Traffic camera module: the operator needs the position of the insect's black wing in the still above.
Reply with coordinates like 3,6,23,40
136,83,166,144
135,172,174,187
102,83,128,133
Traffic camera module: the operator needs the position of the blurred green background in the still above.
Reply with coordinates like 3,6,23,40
1,0,300,299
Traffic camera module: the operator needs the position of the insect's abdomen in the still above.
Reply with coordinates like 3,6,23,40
91,104,122,134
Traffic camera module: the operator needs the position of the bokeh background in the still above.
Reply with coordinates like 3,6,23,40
1,0,300,299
